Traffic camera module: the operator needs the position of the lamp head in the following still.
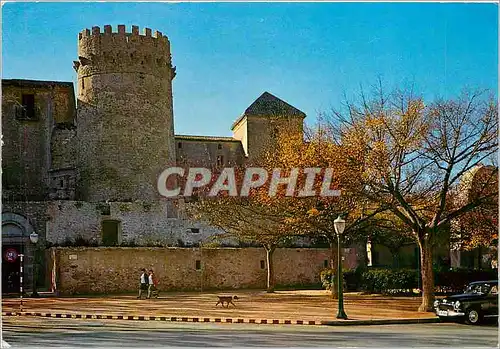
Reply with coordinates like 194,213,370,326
30,232,39,244
334,216,346,235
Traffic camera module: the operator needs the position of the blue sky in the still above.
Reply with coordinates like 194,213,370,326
2,2,498,137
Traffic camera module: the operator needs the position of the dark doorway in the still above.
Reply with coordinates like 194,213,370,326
2,245,22,294
102,220,120,246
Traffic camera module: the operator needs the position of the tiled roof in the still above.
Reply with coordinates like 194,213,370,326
231,91,306,130
175,135,239,142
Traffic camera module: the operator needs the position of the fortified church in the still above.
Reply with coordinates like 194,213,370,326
1,25,307,292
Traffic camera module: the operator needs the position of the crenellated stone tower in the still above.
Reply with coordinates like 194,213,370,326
74,25,176,202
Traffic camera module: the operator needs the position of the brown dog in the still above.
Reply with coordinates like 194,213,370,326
216,295,239,307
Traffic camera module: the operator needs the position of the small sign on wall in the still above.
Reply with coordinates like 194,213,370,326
69,254,78,260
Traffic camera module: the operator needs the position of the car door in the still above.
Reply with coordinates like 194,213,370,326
486,285,498,316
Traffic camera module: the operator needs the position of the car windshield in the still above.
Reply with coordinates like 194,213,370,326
464,283,494,295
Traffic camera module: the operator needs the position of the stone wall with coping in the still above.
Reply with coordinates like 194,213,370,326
49,247,331,295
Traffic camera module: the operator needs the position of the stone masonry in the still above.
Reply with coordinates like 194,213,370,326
2,24,310,293
47,247,332,295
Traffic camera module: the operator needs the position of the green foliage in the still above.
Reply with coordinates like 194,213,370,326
320,266,366,291
320,268,335,290
434,268,498,293
323,267,500,295
361,269,419,294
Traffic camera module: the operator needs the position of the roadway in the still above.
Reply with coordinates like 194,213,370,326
2,317,498,348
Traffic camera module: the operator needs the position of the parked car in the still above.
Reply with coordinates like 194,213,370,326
434,280,498,325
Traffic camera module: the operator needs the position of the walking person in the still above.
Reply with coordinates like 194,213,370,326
147,269,159,299
137,268,149,299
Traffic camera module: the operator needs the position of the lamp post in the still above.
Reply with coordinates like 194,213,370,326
334,215,348,320
29,232,39,298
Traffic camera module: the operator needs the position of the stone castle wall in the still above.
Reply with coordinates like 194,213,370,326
48,247,331,295
2,81,76,201
42,200,226,246
175,136,246,168
75,25,176,202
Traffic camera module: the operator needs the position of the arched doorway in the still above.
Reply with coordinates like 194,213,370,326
2,213,35,294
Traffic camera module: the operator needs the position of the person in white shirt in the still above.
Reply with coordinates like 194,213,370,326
147,269,159,299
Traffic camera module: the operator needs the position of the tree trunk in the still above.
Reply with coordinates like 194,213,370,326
477,246,482,269
417,234,435,312
265,245,276,293
329,239,339,299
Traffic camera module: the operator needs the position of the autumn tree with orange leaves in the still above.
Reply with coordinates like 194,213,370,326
187,118,303,293
256,124,385,299
325,83,498,312
450,165,498,265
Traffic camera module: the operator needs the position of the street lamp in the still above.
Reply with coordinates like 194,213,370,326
29,232,39,298
334,215,348,320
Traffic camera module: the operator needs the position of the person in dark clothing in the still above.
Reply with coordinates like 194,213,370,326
137,268,149,299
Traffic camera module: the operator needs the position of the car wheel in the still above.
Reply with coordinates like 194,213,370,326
465,308,483,325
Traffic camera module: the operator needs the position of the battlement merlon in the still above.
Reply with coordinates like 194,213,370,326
78,25,169,43
77,24,172,71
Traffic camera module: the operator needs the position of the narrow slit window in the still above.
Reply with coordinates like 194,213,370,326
216,155,224,167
